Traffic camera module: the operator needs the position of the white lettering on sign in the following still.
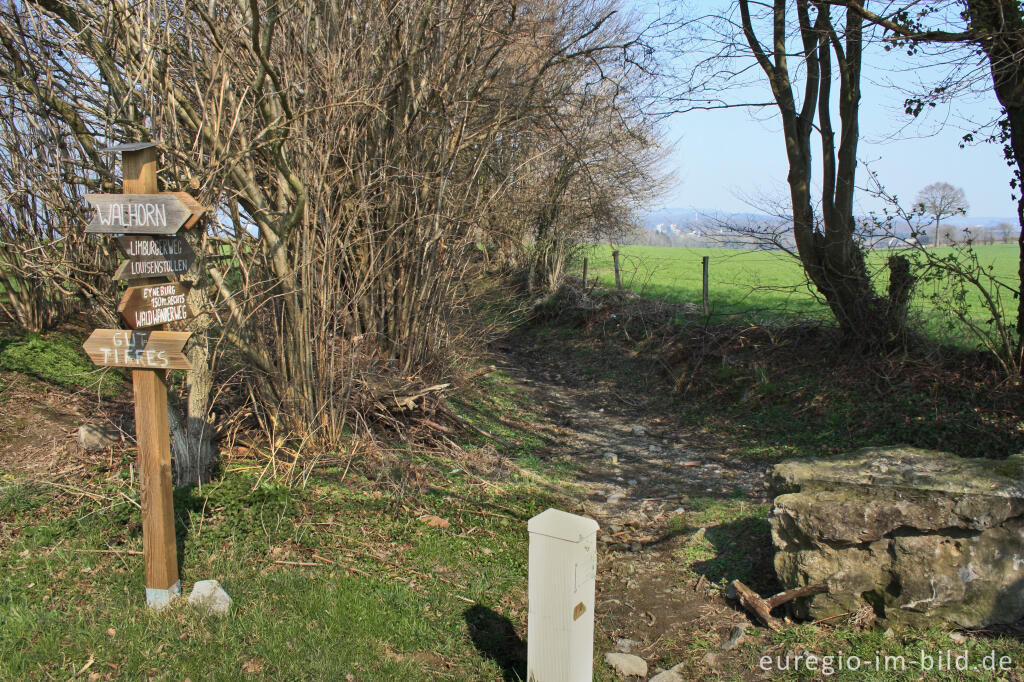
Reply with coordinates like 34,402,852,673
96,202,168,229
124,238,183,257
95,331,170,368
134,305,189,328
126,259,188,276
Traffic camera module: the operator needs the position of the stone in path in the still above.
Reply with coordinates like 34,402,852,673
77,423,121,451
721,623,746,650
603,652,647,678
188,579,232,615
649,670,683,682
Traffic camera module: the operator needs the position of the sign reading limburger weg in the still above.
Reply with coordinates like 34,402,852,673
114,235,196,280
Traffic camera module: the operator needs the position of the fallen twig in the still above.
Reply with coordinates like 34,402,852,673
727,580,828,631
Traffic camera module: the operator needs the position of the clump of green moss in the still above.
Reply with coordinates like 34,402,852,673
0,334,124,397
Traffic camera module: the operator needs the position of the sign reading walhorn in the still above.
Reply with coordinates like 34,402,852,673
114,234,196,280
84,192,206,235
117,281,194,328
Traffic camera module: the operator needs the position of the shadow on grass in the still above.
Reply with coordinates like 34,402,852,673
464,604,526,682
691,517,780,596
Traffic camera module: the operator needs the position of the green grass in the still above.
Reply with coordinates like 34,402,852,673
0,332,125,398
0,369,619,681
0,469,539,680
582,243,1020,345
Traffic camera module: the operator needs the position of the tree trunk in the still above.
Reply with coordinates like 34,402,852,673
968,0,1024,366
740,0,902,348
169,334,216,486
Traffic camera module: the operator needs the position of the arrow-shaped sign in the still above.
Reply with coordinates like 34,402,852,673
83,329,192,370
117,282,194,329
84,192,206,235
113,234,196,281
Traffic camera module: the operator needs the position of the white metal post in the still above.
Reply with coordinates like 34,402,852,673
527,508,599,682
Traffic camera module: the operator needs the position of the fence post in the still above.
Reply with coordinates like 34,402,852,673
527,508,599,682
702,255,710,317
612,250,621,289
581,256,588,289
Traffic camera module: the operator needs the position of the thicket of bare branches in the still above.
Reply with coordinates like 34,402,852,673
0,0,663,480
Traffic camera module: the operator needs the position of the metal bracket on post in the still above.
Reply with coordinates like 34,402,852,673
146,580,182,610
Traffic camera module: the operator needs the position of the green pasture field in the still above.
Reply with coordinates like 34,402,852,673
582,243,1020,343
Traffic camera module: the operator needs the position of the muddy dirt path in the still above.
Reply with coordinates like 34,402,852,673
495,334,776,677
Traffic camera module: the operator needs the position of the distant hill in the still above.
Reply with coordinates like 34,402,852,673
635,207,1017,249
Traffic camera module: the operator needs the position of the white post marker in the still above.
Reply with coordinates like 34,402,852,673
527,508,599,682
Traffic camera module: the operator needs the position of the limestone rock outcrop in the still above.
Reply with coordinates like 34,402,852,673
768,446,1024,627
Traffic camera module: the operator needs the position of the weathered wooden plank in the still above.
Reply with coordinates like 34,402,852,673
83,193,204,234
98,141,160,153
132,368,179,592
117,282,194,328
114,235,196,281
83,329,192,370
170,192,207,230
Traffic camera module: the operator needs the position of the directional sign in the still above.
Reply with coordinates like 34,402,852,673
117,282,194,329
114,235,196,280
84,192,206,235
83,329,192,370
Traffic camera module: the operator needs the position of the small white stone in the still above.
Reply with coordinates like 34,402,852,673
649,670,683,682
77,423,121,451
604,652,647,678
188,579,232,615
631,425,645,436
614,637,640,653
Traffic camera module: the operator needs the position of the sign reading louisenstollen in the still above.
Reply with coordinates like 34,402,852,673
114,235,196,280
84,192,205,235
83,329,192,370
117,282,194,328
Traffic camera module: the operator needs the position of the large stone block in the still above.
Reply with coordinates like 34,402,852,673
768,446,1024,627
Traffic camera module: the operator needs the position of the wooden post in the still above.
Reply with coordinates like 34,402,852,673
702,255,710,317
123,146,180,609
581,256,588,289
612,250,621,289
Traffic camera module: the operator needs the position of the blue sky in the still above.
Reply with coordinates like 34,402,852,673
648,1,1018,219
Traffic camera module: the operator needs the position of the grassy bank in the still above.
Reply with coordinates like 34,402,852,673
0,361,611,681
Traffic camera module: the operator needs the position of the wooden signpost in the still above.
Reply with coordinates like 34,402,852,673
84,192,205,235
117,282,194,328
114,235,196,281
82,141,206,609
83,329,193,369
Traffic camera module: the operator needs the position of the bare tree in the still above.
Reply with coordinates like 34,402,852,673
0,0,661,481
732,0,911,347
999,221,1015,243
841,0,1024,363
916,182,969,247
